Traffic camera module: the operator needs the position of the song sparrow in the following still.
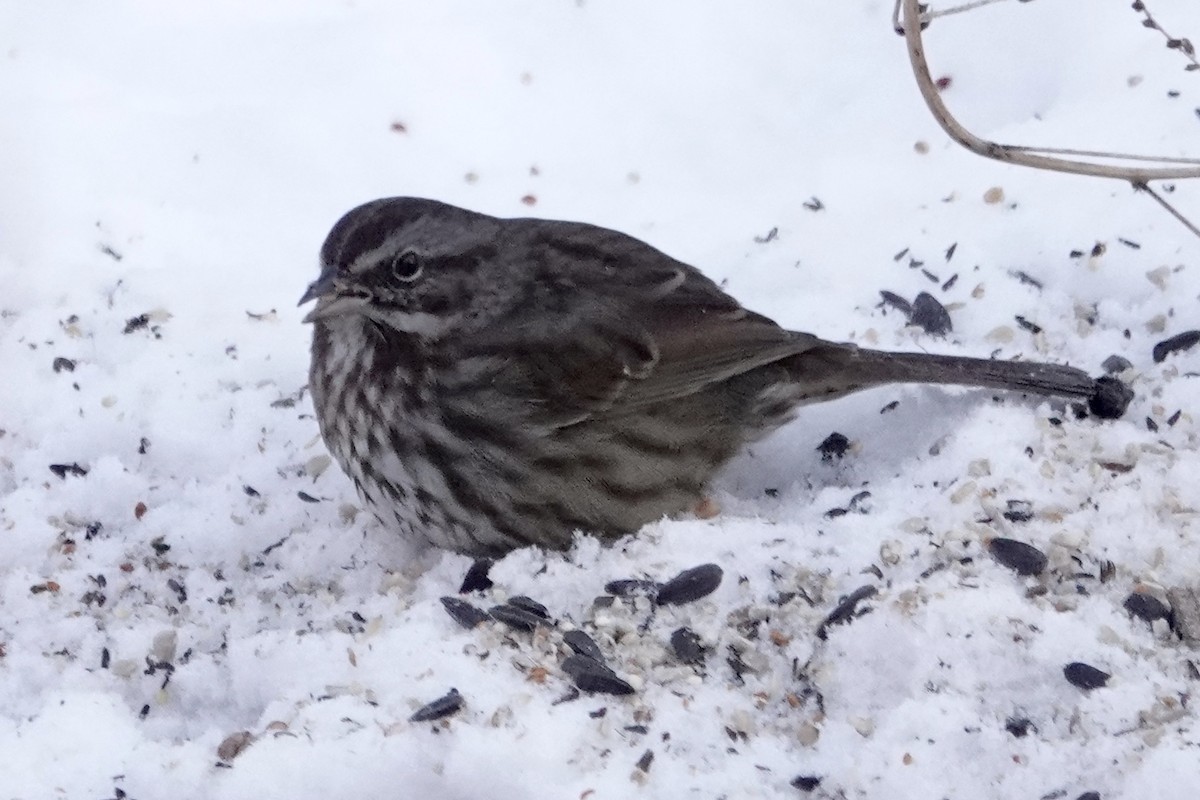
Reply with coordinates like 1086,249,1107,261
302,197,1127,556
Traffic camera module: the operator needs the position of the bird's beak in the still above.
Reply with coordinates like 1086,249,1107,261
299,269,368,323
299,268,337,306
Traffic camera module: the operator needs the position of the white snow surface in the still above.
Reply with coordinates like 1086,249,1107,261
3,1,1200,798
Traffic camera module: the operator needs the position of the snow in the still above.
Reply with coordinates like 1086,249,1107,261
3,1,1200,798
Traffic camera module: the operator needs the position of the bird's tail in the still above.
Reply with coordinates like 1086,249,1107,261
784,344,1097,405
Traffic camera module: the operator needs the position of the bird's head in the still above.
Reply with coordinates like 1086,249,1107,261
300,197,504,338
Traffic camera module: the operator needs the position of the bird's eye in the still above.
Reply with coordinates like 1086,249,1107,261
389,250,423,282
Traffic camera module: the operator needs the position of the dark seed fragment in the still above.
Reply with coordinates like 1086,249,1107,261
879,290,912,316
753,227,778,244
563,629,605,663
1014,315,1042,334
52,357,76,373
296,491,320,503
988,538,1047,576
49,462,88,479
1063,662,1110,691
1152,330,1200,363
552,686,581,705
459,559,494,593
440,596,490,629
817,432,850,461
634,749,654,772
1005,716,1036,738
1076,792,1101,800
817,585,877,640
604,578,661,598
1123,592,1170,623
242,485,260,497
507,595,550,620
792,775,822,792
123,314,150,334
670,627,706,665
1101,355,1132,374
910,291,952,335
1010,270,1044,290
847,490,872,514
409,687,464,722
1002,499,1034,523
561,654,635,695
489,603,549,632
1088,376,1133,420
657,563,723,606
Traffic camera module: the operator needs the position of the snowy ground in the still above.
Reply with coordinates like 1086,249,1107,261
4,1,1200,798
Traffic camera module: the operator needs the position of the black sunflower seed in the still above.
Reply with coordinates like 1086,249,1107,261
1063,662,1110,691
507,595,550,620
670,627,706,664
911,291,952,335
409,688,464,722
988,538,1047,576
562,629,605,663
561,654,635,696
1152,330,1200,363
604,579,661,598
1123,592,1169,623
489,603,549,632
440,596,489,629
656,563,723,606
879,290,912,316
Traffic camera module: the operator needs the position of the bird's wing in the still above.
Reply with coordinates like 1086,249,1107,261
462,223,827,427
614,306,822,412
